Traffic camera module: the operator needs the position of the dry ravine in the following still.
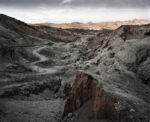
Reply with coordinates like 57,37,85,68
0,14,150,122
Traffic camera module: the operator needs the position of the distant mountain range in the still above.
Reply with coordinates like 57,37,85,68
35,19,150,30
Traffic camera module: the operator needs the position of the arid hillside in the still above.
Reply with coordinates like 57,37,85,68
0,14,150,122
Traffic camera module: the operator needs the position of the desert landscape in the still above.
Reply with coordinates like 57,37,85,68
0,14,150,122
0,0,150,122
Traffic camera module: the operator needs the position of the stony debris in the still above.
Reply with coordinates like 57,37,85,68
0,78,61,98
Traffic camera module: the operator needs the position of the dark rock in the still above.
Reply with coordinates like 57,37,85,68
63,83,72,97
63,72,118,121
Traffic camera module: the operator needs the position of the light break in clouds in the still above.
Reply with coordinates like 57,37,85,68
0,0,150,23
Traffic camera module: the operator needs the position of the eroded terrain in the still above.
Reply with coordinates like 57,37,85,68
0,14,150,122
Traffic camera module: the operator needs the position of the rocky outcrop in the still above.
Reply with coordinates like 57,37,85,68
63,72,118,121
62,23,150,122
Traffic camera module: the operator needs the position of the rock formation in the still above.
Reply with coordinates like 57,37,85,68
63,72,118,121
63,24,150,122
0,14,150,122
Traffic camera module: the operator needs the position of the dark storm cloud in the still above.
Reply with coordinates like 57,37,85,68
70,0,150,8
0,0,62,7
0,0,150,8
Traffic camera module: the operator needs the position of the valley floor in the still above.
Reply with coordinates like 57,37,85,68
0,34,92,122
0,14,150,122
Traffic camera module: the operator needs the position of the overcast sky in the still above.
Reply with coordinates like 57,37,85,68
0,0,150,23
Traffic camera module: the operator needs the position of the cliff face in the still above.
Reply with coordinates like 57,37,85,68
63,24,150,122
0,14,98,122
63,72,118,121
